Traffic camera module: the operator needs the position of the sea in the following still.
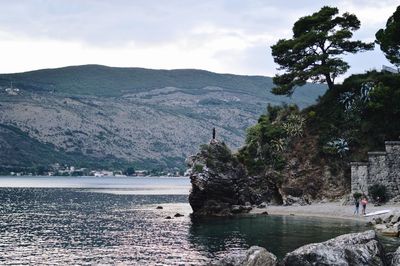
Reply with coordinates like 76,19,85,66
0,176,397,265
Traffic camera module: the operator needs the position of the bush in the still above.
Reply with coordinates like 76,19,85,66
193,164,204,173
353,192,362,200
368,184,387,203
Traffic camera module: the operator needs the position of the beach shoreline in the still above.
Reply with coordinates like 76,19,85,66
158,201,400,223
249,202,400,222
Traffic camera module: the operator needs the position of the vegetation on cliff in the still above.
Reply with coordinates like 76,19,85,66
189,5,400,210
243,6,400,201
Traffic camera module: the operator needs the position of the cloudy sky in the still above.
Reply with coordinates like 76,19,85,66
0,0,398,80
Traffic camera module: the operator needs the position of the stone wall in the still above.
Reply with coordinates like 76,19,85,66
351,141,400,198
350,162,368,194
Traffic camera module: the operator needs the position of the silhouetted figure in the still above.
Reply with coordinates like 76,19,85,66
212,128,216,140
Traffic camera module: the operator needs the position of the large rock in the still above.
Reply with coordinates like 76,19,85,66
391,247,400,265
215,246,277,266
280,230,388,266
187,140,256,216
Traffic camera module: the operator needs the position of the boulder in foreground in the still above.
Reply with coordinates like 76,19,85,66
215,246,277,266
280,230,387,266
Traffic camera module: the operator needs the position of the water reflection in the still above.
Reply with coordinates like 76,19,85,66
188,214,367,258
0,187,397,265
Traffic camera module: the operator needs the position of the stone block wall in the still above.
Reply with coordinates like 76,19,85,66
350,162,368,194
386,141,400,197
351,141,400,199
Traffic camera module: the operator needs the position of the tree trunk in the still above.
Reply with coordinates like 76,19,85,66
325,75,334,90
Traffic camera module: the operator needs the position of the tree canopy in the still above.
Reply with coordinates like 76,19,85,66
271,6,374,96
376,5,400,68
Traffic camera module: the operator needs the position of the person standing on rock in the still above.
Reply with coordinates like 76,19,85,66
361,197,368,215
354,198,360,215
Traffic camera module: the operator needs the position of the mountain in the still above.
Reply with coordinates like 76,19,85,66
0,64,326,171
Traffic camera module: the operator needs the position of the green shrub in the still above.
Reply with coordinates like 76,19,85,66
193,164,204,173
353,192,362,200
308,110,316,118
368,184,387,203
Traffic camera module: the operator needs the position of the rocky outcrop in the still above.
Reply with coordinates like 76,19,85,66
280,230,387,266
187,140,256,216
217,231,393,265
390,247,400,265
370,211,400,237
214,246,277,266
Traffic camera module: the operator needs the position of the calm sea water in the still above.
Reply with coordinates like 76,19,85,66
0,176,391,265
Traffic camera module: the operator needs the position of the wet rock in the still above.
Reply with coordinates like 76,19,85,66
165,216,172,219
174,213,184,217
156,206,163,209
280,230,387,266
215,246,277,266
231,205,252,214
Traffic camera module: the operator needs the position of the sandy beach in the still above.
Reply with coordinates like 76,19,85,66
156,202,400,223
250,202,400,222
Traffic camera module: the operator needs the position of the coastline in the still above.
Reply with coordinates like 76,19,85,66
160,202,400,223
249,202,400,222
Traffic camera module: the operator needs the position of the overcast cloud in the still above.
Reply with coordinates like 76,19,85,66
0,0,398,79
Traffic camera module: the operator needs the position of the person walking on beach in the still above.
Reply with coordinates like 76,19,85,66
361,197,368,215
354,198,360,215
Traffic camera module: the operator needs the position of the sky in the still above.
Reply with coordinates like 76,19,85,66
0,0,398,81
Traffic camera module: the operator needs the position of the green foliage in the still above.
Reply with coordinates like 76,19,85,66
199,142,237,173
193,164,204,173
353,192,362,200
376,5,400,67
0,64,325,100
308,110,316,118
124,166,135,176
368,184,388,203
238,105,304,174
271,6,374,95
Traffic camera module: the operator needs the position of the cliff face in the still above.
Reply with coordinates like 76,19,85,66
187,131,348,215
188,140,285,216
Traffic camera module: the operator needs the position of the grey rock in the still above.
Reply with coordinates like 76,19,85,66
257,202,267,208
215,246,277,266
282,195,309,206
374,217,383,225
375,224,388,231
381,227,399,237
390,213,400,225
391,247,400,266
383,214,394,224
280,230,387,266
188,141,256,216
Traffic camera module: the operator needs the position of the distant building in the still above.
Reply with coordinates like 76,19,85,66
135,170,148,176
